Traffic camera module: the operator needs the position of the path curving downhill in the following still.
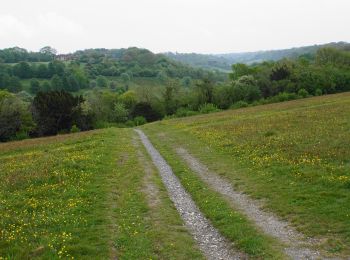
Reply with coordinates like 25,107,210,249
135,129,245,260
176,147,325,260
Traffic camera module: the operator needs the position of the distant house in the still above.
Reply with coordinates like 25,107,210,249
55,54,74,61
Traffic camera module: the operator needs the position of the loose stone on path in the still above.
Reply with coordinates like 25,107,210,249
135,129,245,260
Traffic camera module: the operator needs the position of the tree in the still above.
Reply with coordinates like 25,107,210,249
270,62,291,81
316,47,350,66
229,63,252,80
36,64,50,78
118,90,137,109
109,81,117,90
84,90,119,123
13,62,33,78
48,61,65,76
0,91,34,141
162,79,180,115
156,71,168,83
132,102,161,122
42,81,51,92
30,79,41,94
66,74,80,92
231,75,262,103
32,90,84,136
196,78,214,104
113,103,129,123
69,64,89,89
181,76,192,88
213,84,232,109
96,76,108,88
121,72,130,83
40,46,57,57
51,75,64,90
7,76,22,93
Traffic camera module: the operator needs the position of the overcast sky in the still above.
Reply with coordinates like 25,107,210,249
0,0,349,54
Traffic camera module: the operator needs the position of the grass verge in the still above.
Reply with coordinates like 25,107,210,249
142,93,350,257
0,128,202,259
142,127,285,259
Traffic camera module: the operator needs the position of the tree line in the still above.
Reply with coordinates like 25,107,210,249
0,46,55,63
1,46,350,142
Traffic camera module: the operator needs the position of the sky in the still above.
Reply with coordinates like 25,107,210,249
0,0,349,54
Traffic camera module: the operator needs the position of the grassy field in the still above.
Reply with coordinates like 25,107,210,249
143,134,285,258
18,76,169,96
2,92,350,258
142,92,350,257
0,128,202,259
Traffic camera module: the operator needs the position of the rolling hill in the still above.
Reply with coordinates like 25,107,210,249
165,41,350,70
1,92,350,258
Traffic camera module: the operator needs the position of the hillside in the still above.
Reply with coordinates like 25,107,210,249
142,92,350,257
2,93,350,258
165,41,350,70
2,44,350,143
0,46,227,97
0,128,204,259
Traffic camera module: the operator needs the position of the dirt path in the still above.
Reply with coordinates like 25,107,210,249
133,137,162,209
135,129,245,260
176,147,326,260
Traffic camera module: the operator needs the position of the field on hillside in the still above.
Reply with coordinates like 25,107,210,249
142,92,350,257
2,92,350,258
19,76,170,95
0,129,203,259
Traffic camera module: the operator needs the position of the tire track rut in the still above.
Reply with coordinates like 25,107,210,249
135,129,245,260
176,146,328,260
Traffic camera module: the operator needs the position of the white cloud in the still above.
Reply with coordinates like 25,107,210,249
0,12,85,52
0,0,349,53
0,14,33,38
37,12,84,35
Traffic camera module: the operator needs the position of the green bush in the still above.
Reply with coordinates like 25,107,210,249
133,116,147,126
13,130,29,141
125,120,135,127
175,107,199,118
198,103,220,114
298,88,309,98
315,89,323,96
230,101,249,109
70,124,80,133
93,121,111,129
114,103,129,123
269,92,299,103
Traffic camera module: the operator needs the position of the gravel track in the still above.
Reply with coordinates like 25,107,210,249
135,129,245,260
176,147,325,260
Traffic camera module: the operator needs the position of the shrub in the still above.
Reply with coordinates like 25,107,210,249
93,121,110,129
32,90,84,136
230,101,248,109
125,120,135,127
96,76,108,88
0,92,34,142
13,130,29,141
198,103,220,114
133,116,147,126
269,92,299,103
132,102,162,122
315,89,322,96
298,88,309,98
114,103,129,123
175,107,199,118
70,124,80,133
